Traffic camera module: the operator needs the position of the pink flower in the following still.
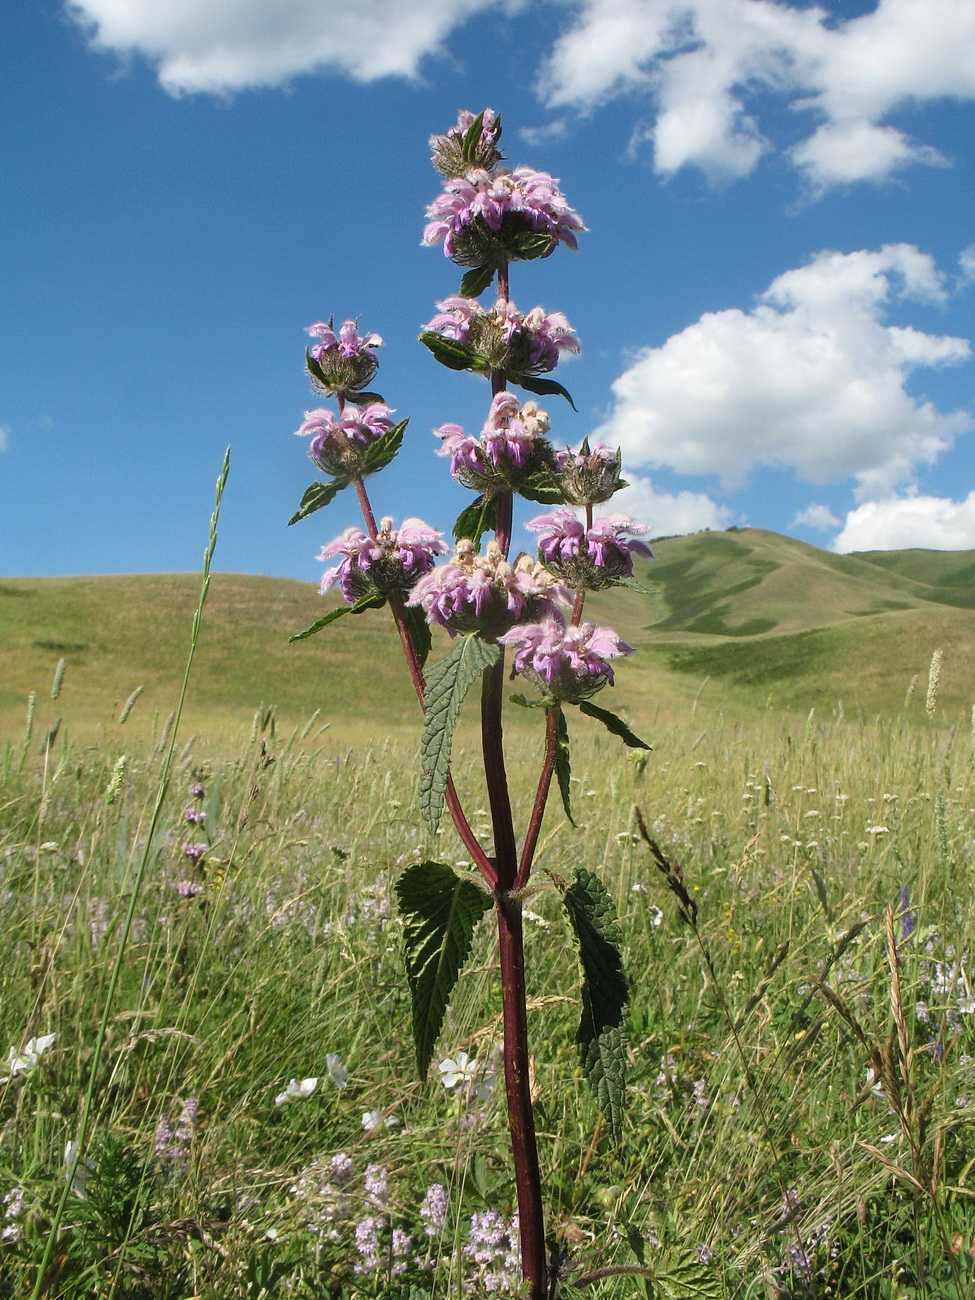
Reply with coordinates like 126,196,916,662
296,401,395,478
305,319,382,396
430,108,503,177
498,615,633,701
554,441,624,506
318,516,447,604
408,540,569,638
436,393,554,493
527,510,652,588
423,297,579,377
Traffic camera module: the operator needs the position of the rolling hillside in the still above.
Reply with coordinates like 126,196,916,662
2,528,973,743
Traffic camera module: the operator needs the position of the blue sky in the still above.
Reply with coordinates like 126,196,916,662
2,0,974,579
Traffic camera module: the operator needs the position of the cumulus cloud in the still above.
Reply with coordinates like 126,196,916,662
960,246,975,286
541,0,975,186
611,473,733,538
792,503,840,531
65,0,499,93
592,244,972,498
834,492,975,552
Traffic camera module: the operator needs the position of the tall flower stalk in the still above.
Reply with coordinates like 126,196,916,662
288,110,650,1298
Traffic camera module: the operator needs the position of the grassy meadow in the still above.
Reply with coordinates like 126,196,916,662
2,529,975,1297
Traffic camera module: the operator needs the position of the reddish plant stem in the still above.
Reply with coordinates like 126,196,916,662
570,505,593,627
354,477,380,541
496,891,547,1300
516,706,559,890
481,655,518,889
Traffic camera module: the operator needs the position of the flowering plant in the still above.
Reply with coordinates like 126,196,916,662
287,109,651,1300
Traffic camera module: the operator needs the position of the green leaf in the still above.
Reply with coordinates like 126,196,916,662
288,592,386,643
509,372,577,411
287,478,344,526
555,708,575,826
395,860,493,1078
305,349,330,390
512,231,555,261
578,700,652,751
510,693,551,710
561,868,628,1141
516,474,565,505
420,633,500,832
651,1253,722,1299
453,495,497,549
616,575,652,595
350,389,385,406
461,110,486,163
459,263,496,298
418,332,484,373
405,603,432,671
359,418,407,476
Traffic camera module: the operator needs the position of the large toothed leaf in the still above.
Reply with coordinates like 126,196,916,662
359,418,408,476
578,700,652,751
516,472,564,506
396,860,493,1078
509,372,577,411
555,708,575,826
419,332,487,373
288,478,344,526
561,868,629,1141
288,592,386,643
647,1254,722,1299
420,634,499,832
459,263,496,299
513,231,556,261
453,494,497,549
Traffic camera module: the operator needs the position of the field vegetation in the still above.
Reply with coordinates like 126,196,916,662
2,531,974,1297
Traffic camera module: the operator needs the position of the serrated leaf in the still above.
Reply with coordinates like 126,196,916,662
616,575,652,595
405,603,432,670
359,418,407,476
513,231,556,261
288,478,344,526
453,495,497,549
555,708,575,826
420,634,500,832
459,263,497,299
578,700,651,751
395,860,493,1078
517,476,565,505
561,869,628,1140
418,332,482,372
509,372,577,411
288,592,386,642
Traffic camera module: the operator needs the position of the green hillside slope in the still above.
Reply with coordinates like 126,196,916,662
2,528,972,742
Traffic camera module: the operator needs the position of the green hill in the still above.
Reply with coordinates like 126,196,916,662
2,528,973,743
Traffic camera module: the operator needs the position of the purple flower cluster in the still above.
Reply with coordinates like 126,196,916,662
424,165,584,267
424,296,579,376
437,392,553,494
318,516,447,604
296,402,396,478
154,1097,199,1173
498,615,633,701
463,1209,521,1294
528,509,652,589
408,539,569,638
306,319,383,398
555,440,624,506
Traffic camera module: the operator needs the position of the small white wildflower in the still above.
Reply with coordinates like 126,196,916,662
275,1077,319,1106
439,1051,479,1090
1,1034,56,1079
326,1053,349,1088
865,826,889,836
361,1109,399,1130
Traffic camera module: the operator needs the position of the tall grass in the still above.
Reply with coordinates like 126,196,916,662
2,681,974,1296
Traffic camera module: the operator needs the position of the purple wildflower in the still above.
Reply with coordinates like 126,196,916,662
183,806,205,824
408,540,570,638
430,108,503,177
188,783,205,798
420,1184,449,1237
464,1210,521,1293
329,1151,354,1185
354,1216,383,1275
527,509,653,589
498,614,633,702
155,1097,198,1172
423,296,579,377
436,392,555,494
423,166,585,268
899,883,916,943
176,879,203,897
306,318,383,397
182,843,207,862
295,401,396,479
318,516,447,605
364,1164,388,1204
555,440,624,506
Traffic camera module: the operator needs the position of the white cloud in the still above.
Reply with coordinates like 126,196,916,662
611,473,733,538
65,0,499,93
834,492,975,552
792,503,840,531
0,425,7,452
960,246,975,286
592,244,972,498
541,0,975,186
